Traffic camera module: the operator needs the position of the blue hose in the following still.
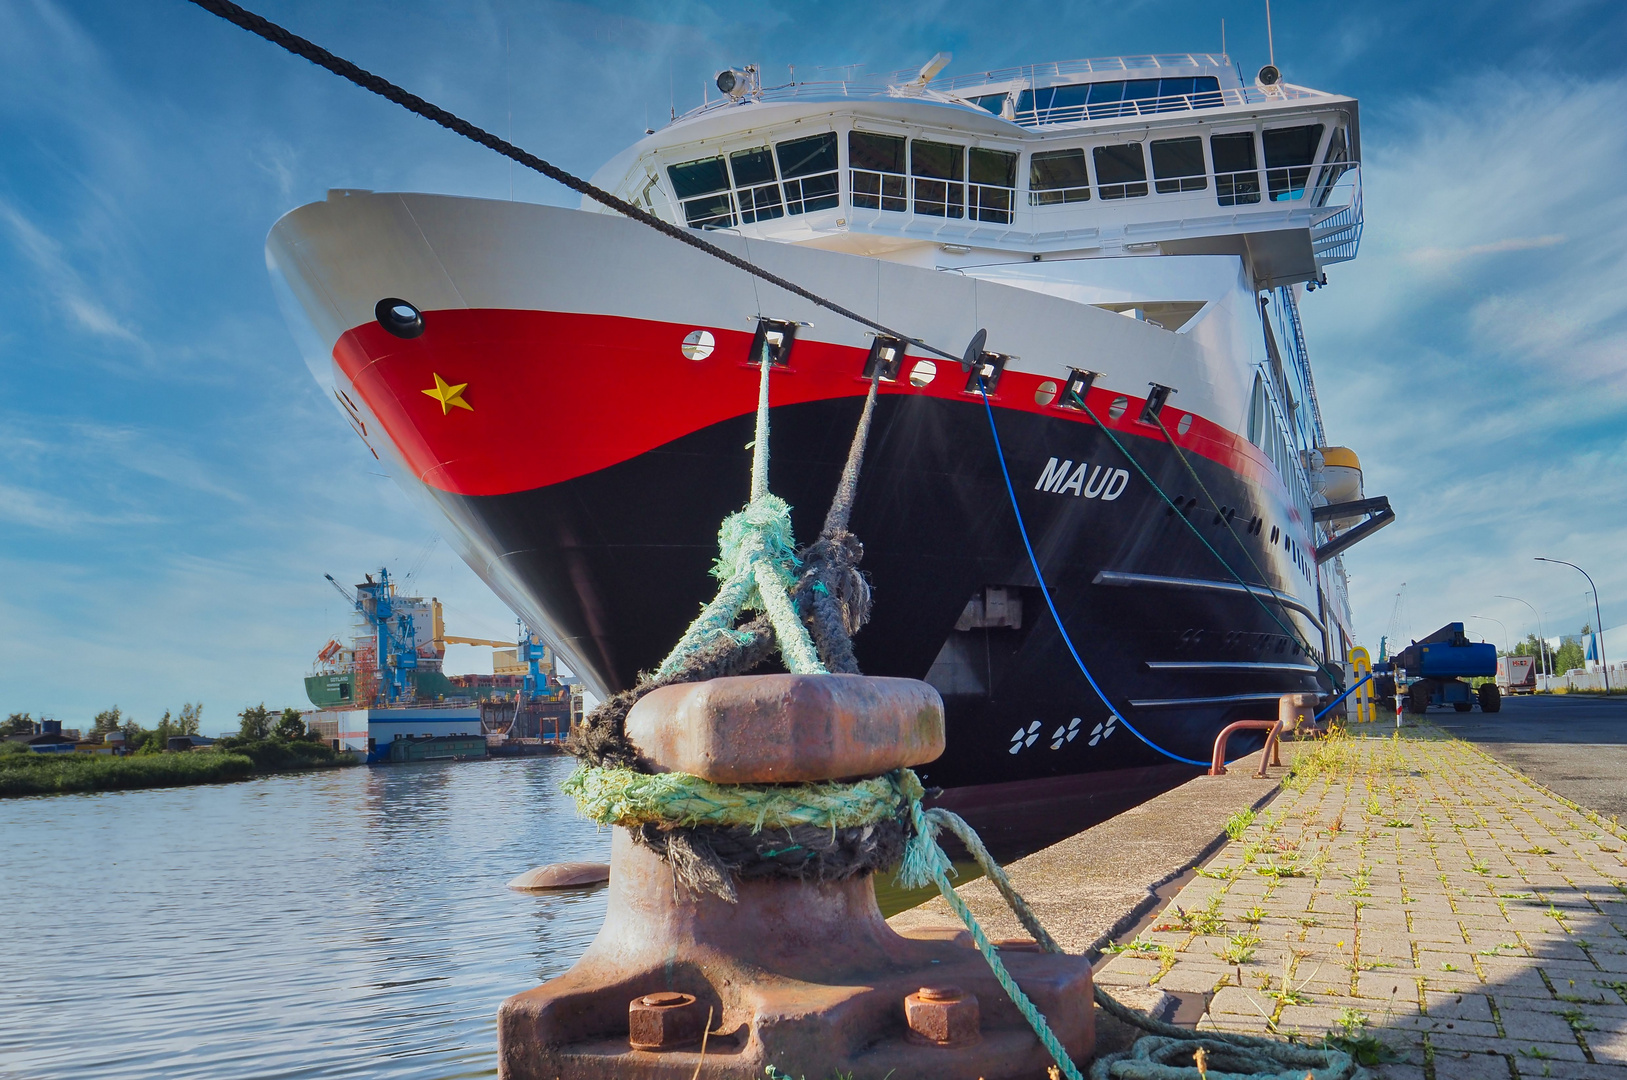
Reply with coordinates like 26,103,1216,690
1314,670,1373,721
976,384,1210,768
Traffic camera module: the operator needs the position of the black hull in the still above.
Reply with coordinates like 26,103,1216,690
432,391,1325,820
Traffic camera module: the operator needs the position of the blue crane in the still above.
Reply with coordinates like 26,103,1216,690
326,568,419,705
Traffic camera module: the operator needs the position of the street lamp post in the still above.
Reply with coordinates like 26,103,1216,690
1470,615,1510,658
1536,557,1610,694
1495,594,1551,680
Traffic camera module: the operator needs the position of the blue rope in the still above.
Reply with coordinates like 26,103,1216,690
976,382,1210,768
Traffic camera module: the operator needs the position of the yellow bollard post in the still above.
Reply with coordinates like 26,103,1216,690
1350,647,1373,723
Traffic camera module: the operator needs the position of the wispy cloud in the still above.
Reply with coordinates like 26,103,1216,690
1308,72,1627,645
0,199,141,343
1407,234,1567,264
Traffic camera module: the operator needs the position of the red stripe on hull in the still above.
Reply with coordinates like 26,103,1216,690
334,309,1285,499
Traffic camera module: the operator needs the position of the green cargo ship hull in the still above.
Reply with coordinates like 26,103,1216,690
304,670,461,708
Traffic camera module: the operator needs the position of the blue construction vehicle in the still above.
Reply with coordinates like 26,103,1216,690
1389,622,1501,713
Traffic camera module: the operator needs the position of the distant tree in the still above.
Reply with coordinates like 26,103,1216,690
273,709,306,741
1554,634,1585,674
90,707,123,740
136,712,171,755
1,712,33,736
238,704,273,741
176,703,202,737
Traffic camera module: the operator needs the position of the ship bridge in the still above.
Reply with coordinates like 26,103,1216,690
588,53,1360,288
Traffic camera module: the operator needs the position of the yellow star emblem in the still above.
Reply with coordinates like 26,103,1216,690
421,372,472,414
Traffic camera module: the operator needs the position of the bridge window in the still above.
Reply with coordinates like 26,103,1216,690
1311,124,1353,206
969,147,1017,223
967,93,1006,115
667,155,734,229
1211,132,1260,206
1092,143,1147,200
1122,79,1161,103
912,139,966,218
776,133,839,214
729,146,784,224
849,132,907,212
1150,137,1207,194
1263,124,1324,202
1029,148,1090,205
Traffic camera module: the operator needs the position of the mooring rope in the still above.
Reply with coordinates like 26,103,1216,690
187,6,1362,1070
974,379,1210,768
654,351,826,680
565,758,1364,1080
1149,411,1341,686
184,0,963,367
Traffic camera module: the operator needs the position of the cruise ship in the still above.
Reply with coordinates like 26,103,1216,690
267,52,1391,852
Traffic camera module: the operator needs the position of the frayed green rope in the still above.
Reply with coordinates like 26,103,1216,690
654,348,826,679
564,762,1087,1079
563,765,914,833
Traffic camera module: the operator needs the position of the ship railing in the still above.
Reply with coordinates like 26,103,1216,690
848,167,1020,227
1277,285,1327,450
1308,164,1363,265
675,69,1329,127
1003,84,1322,128
677,79,967,121
937,53,1232,91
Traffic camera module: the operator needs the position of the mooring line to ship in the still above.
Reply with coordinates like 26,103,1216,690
566,360,1359,1080
1149,411,1341,684
1064,396,1332,686
976,374,1341,765
193,0,1342,743
974,377,1210,768
184,0,964,368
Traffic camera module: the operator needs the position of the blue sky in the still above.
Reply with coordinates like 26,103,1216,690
3,0,1625,732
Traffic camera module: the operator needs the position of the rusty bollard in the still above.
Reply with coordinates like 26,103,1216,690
1279,692,1320,738
496,673,1095,1080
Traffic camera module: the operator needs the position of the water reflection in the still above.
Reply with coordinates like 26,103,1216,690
0,755,610,1080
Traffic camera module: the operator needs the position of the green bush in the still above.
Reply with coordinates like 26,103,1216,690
0,736,354,798
0,752,256,796
213,736,351,772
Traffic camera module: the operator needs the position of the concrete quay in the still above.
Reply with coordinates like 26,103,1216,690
888,759,1282,957
1085,724,1627,1079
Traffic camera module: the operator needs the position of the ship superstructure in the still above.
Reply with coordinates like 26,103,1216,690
269,50,1391,851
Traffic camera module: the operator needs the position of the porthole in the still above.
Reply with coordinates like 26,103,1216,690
908,359,937,388
1176,413,1193,436
375,298,424,339
681,329,715,361
1107,395,1129,420
1034,380,1059,406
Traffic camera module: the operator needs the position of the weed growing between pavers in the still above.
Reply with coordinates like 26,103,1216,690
1225,808,1257,840
1094,722,1627,1069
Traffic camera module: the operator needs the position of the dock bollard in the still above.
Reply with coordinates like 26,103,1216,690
496,673,1095,1080
1278,692,1319,737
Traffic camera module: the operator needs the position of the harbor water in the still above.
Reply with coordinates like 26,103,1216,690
0,756,611,1080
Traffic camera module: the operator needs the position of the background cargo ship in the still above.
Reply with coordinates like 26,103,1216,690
269,51,1392,853
304,567,581,761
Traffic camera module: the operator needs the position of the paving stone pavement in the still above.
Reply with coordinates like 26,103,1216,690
1094,723,1627,1079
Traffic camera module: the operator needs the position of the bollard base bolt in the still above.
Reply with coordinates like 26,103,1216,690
629,991,705,1051
904,986,981,1048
